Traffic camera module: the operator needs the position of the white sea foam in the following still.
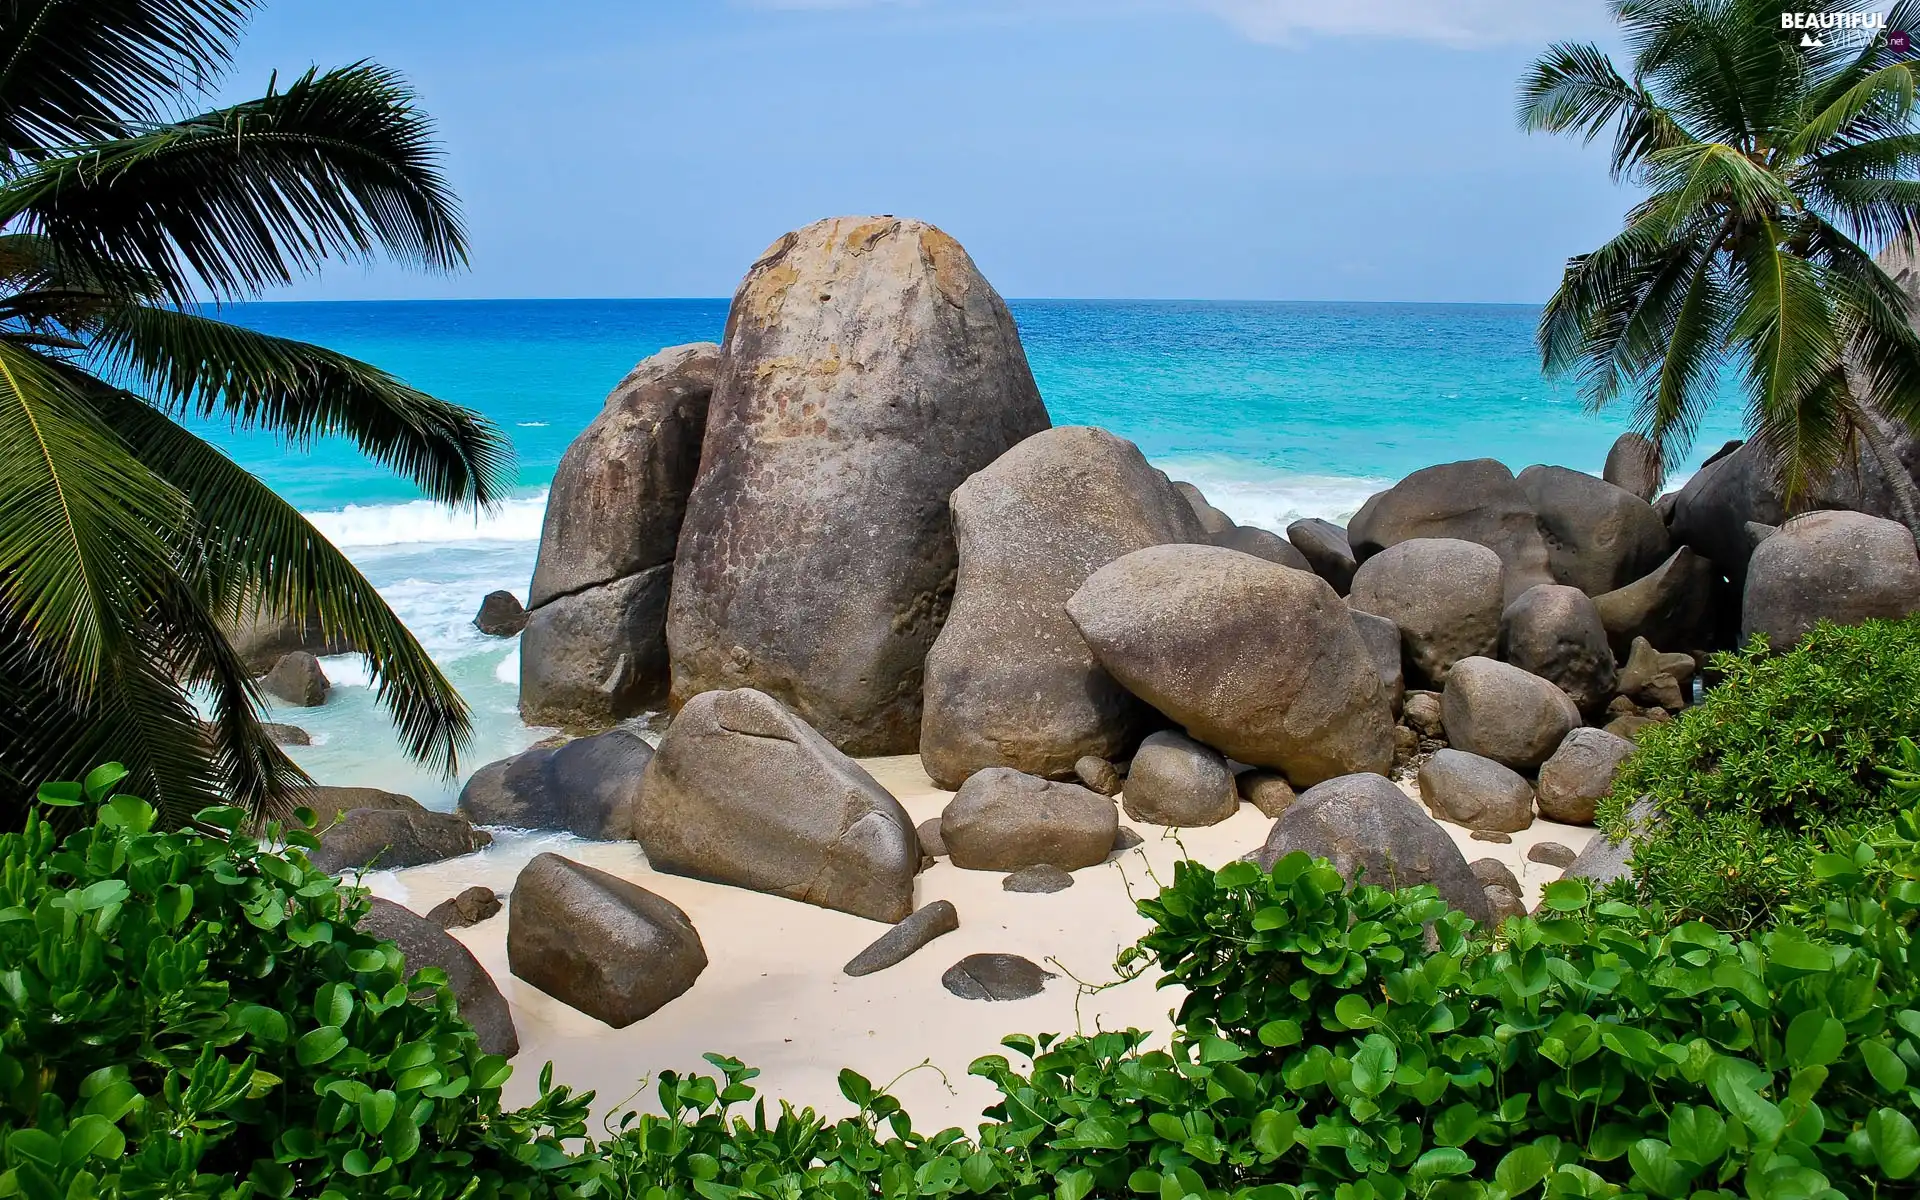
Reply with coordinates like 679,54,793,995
318,654,373,688
494,646,520,684
1159,459,1387,529
303,491,548,548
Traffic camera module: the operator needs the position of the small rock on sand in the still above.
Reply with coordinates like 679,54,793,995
1528,841,1578,869
1470,858,1521,895
915,818,947,858
1484,884,1526,925
843,901,960,977
1003,865,1074,893
428,885,502,930
941,953,1054,1001
1074,755,1124,796
1470,830,1512,844
1236,769,1297,817
1112,826,1144,852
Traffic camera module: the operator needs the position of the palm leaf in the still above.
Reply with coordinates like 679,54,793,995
0,62,465,304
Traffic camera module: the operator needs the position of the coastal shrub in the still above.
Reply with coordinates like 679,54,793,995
1597,614,1920,930
0,767,588,1200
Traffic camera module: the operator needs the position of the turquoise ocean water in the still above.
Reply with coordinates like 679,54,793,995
198,299,1748,806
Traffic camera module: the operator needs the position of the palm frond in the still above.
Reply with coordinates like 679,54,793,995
91,303,510,506
0,0,252,155
1787,63,1920,162
0,63,465,304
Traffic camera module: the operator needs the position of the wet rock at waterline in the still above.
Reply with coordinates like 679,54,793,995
1068,543,1394,786
844,901,960,977
457,727,653,840
263,651,329,707
428,886,502,930
309,807,491,875
360,899,518,1057
263,723,310,746
224,601,353,673
635,688,919,922
919,426,1206,788
507,853,707,1029
519,566,673,729
940,767,1118,872
474,590,529,637
941,953,1054,1001
668,216,1051,755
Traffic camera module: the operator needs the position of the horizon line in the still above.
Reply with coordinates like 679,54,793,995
214,295,1550,308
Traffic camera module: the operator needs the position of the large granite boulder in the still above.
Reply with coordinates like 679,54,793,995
1067,544,1393,786
667,216,1050,755
1251,773,1493,923
507,853,707,1028
1499,584,1618,717
309,807,491,875
1515,465,1670,596
1286,518,1357,595
457,727,653,840
294,785,423,829
1416,749,1534,834
1440,656,1581,773
1173,482,1235,537
919,426,1205,788
1604,432,1664,502
1668,433,1920,590
1741,510,1920,649
360,898,518,1057
223,600,353,673
520,344,718,727
1592,546,1718,660
1347,460,1553,600
1349,610,1405,715
262,652,328,707
1121,731,1238,827
1536,726,1636,825
634,688,918,922
1347,538,1504,687
1216,524,1311,571
939,768,1118,872
1563,797,1660,887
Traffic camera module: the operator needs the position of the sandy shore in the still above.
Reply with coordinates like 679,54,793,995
369,755,1594,1133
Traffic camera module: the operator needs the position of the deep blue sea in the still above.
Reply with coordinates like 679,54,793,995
198,299,1748,806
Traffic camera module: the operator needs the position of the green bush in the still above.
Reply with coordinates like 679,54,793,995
0,767,588,1200
1597,615,1920,930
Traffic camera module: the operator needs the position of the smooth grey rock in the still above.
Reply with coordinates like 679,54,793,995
1350,609,1405,715
1121,730,1240,827
294,785,423,830
941,953,1053,1001
1563,797,1659,887
1516,465,1670,596
915,818,947,858
1112,825,1145,851
941,767,1118,872
457,727,653,840
635,688,918,922
474,590,529,637
1003,865,1074,893
528,343,718,609
1535,727,1636,825
1470,830,1513,844
668,217,1050,755
263,722,310,746
1416,748,1535,833
1470,857,1521,895
1348,459,1554,601
1440,656,1581,772
1068,544,1394,785
1173,481,1235,536
920,426,1205,787
1074,755,1124,797
1592,546,1718,660
1499,583,1618,717
1603,432,1663,502
310,807,491,875
1604,714,1660,741
427,885,501,930
1287,518,1357,595
843,901,960,976
1236,769,1298,817
263,651,329,707
1251,773,1493,922
360,898,518,1057
1746,521,1778,550
1348,538,1505,687
507,853,707,1028
519,565,673,728
1403,691,1443,738
1529,841,1578,869
1484,883,1526,925
1216,524,1311,571
1741,510,1920,650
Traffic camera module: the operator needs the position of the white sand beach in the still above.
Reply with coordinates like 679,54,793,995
368,755,1595,1133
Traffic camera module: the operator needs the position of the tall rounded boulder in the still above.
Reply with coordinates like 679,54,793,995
667,216,1050,755
1742,510,1920,649
633,688,919,922
919,427,1206,788
521,344,718,727
1440,656,1581,773
1347,459,1553,600
1603,432,1664,502
1066,544,1393,787
1499,584,1617,717
1347,538,1504,687
1515,465,1669,596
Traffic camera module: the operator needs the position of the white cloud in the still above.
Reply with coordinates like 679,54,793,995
1192,0,1612,47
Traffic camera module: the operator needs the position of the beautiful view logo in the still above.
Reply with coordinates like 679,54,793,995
1782,9,1891,48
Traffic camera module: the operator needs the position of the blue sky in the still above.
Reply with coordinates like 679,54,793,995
225,0,1629,303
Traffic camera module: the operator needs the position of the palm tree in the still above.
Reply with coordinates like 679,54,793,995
1520,0,1920,524
0,1,510,823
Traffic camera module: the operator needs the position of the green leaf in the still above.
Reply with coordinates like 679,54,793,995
1784,1011,1846,1068
295,1026,347,1067
358,1089,396,1135
1410,1147,1473,1185
1349,1035,1396,1098
1334,994,1377,1029
1251,1109,1298,1159
1869,1108,1920,1179
35,782,83,807
1257,1020,1302,1048
1627,1140,1694,1199
1055,1168,1093,1200
1864,1039,1911,1093
962,1152,1000,1193
1540,879,1590,912
1494,1144,1555,1196
1197,1036,1247,1063
80,763,127,801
